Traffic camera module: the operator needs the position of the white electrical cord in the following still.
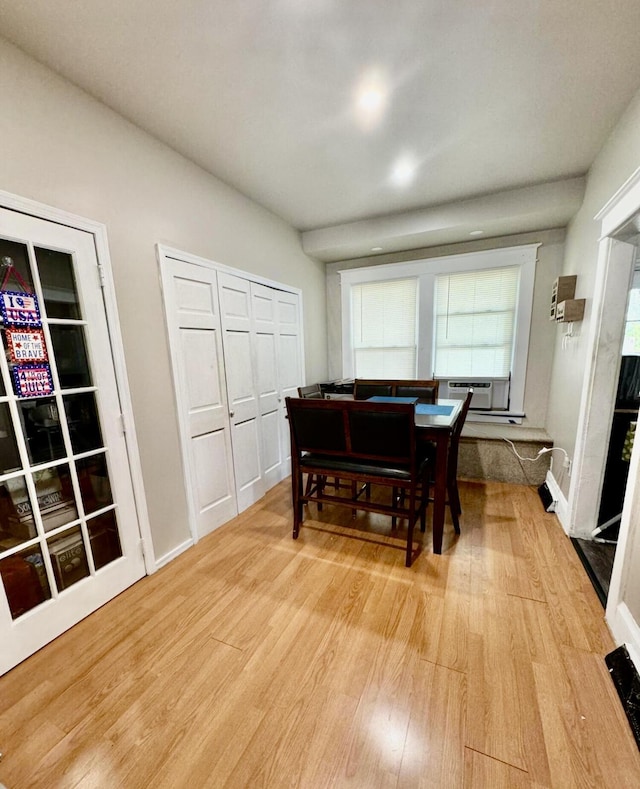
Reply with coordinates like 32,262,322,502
561,321,575,351
502,438,570,468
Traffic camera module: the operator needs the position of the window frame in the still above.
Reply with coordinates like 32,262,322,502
340,244,538,417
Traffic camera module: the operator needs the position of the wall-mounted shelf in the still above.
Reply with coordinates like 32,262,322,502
550,275,577,320
556,298,585,323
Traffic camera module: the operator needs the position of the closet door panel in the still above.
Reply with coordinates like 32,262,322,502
222,330,255,423
218,272,264,511
251,283,284,488
231,419,262,490
276,290,303,469
162,260,237,540
260,410,281,476
254,332,279,412
193,431,233,513
181,328,225,437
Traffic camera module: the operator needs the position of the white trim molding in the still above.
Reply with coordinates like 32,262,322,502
596,162,640,236
154,538,195,570
545,469,571,533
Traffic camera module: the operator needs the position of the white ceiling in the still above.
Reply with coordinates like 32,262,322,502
2,1,640,260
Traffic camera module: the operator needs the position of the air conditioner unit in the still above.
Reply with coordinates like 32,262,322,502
445,380,492,409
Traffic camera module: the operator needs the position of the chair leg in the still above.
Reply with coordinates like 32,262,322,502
304,473,314,497
447,479,461,534
317,476,326,511
391,485,399,530
450,479,462,516
419,483,428,533
450,507,460,535
405,488,417,567
419,479,430,532
292,471,303,538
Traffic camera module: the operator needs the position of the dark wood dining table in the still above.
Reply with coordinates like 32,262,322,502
368,396,463,554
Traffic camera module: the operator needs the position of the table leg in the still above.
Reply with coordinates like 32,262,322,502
432,433,449,554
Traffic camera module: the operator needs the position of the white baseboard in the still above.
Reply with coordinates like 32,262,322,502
153,537,194,571
545,470,571,534
606,601,640,673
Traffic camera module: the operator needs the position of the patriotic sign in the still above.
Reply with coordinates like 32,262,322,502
0,287,53,398
0,291,42,327
12,365,54,398
6,328,48,364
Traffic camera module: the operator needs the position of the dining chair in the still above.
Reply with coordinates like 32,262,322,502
298,383,324,399
395,379,440,403
353,380,393,400
411,387,473,535
441,387,474,533
297,384,347,500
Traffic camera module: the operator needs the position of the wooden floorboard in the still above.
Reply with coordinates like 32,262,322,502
1,478,639,788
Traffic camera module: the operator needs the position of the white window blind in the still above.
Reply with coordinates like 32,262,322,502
434,266,520,377
351,277,417,377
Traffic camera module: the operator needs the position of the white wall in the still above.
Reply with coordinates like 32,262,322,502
326,229,565,428
0,38,327,561
547,87,640,498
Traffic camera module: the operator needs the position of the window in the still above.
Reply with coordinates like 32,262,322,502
622,268,640,356
351,278,417,377
434,266,520,378
340,245,537,420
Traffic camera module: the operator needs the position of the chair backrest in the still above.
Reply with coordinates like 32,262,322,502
286,397,416,466
353,380,393,400
297,383,324,399
287,398,346,455
395,379,439,403
347,403,415,462
354,378,439,402
451,388,474,444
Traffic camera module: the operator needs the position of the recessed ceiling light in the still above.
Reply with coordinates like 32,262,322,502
354,70,388,130
358,88,384,114
469,230,484,236
390,155,417,187
371,247,383,252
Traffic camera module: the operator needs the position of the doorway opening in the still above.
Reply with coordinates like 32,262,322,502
572,218,640,606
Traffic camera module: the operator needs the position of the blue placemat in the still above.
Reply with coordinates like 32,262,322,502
416,403,454,415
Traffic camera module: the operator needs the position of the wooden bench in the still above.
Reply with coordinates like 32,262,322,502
285,397,432,566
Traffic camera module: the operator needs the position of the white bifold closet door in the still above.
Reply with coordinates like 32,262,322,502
160,249,303,541
251,282,284,490
162,259,237,539
218,273,265,512
275,289,304,472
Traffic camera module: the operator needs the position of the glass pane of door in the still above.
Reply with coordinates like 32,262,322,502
0,208,146,675
0,242,124,619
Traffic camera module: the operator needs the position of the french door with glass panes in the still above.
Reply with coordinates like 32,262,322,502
0,207,145,675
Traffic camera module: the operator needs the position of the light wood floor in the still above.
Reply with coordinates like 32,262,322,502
1,479,640,788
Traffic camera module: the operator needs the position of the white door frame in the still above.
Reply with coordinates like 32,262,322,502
568,166,640,666
156,244,304,544
0,188,154,572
